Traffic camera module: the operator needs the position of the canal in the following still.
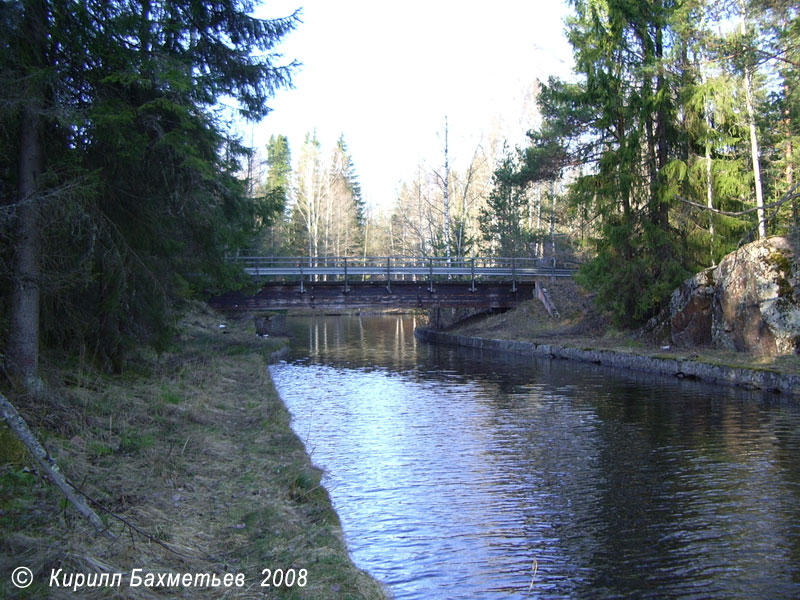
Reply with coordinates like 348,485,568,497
268,314,800,599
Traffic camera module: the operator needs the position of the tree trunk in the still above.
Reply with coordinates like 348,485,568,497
442,117,451,264
739,0,766,239
550,180,556,264
1,393,111,536
703,66,716,265
535,184,543,258
8,0,47,392
653,21,670,230
785,82,796,231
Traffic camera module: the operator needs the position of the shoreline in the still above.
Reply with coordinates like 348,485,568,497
0,310,389,599
415,328,800,397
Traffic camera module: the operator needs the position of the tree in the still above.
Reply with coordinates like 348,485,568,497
256,134,292,255
436,117,452,263
278,132,367,260
735,0,768,238
479,149,531,257
266,134,292,201
4,0,47,391
451,146,491,259
524,0,692,325
324,135,365,256
292,132,325,260
390,166,432,256
750,0,800,233
1,1,299,381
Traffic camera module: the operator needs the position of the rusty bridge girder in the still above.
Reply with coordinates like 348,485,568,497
209,281,538,311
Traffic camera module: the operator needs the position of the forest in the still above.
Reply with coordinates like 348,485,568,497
1,0,299,388
2,0,799,386
255,0,799,327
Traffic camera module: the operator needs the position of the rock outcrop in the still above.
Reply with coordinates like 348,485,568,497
670,268,714,348
670,236,800,355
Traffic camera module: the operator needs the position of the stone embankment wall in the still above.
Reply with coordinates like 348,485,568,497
415,328,800,396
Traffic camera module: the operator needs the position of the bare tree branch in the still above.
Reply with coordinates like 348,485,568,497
676,180,800,216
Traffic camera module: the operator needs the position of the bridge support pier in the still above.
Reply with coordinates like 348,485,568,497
512,257,517,293
470,259,476,293
299,263,305,294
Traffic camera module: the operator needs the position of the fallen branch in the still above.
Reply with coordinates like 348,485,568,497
0,392,113,538
70,483,214,561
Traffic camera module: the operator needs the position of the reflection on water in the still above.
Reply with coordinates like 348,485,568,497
269,315,800,599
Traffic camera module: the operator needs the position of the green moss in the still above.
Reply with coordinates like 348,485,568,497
777,277,794,299
767,249,792,274
0,424,28,466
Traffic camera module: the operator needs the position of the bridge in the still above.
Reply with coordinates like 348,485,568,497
209,255,576,311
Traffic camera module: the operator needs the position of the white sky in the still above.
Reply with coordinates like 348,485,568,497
248,1,575,211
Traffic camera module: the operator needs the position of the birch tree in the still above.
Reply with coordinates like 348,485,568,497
737,0,767,238
293,132,325,261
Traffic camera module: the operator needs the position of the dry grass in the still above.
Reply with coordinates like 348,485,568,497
1,306,389,599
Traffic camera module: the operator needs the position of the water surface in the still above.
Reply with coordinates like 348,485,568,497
269,315,800,599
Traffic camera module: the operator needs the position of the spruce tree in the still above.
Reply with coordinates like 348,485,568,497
523,0,693,325
1,1,299,376
479,150,530,257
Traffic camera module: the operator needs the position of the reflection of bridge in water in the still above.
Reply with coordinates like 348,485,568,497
209,256,576,311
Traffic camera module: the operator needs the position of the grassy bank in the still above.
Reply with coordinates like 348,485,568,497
1,306,388,599
451,279,800,378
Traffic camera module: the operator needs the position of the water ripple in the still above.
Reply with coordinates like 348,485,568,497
269,315,800,599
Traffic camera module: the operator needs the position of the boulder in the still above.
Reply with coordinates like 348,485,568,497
669,268,714,348
712,236,799,355
670,236,800,356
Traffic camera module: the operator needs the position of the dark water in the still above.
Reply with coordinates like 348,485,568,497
268,315,800,599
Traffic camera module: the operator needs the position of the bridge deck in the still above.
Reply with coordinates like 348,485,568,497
212,255,575,311
209,280,537,311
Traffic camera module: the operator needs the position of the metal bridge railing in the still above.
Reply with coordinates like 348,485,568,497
229,255,577,291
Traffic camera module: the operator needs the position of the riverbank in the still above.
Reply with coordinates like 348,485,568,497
416,328,800,395
423,279,800,397
0,307,389,599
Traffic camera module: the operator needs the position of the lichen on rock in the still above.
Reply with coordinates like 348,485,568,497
670,236,800,356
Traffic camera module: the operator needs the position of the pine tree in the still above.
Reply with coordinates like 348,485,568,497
266,135,292,197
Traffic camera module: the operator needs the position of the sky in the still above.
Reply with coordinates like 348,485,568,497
248,1,575,211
